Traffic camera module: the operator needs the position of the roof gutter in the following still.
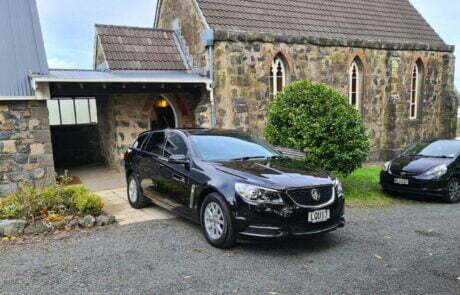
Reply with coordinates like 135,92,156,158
30,76,212,85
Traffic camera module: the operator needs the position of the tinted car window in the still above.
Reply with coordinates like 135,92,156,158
189,134,279,161
144,132,165,155
132,133,149,150
164,133,188,158
403,140,460,158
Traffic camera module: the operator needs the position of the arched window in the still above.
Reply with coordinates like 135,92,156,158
270,56,287,97
410,60,423,120
349,58,363,110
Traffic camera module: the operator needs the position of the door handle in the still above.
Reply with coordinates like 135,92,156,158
158,162,165,168
173,174,185,183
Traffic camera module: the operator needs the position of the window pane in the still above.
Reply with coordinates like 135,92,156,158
164,133,188,157
89,99,98,123
47,100,61,125
144,132,165,155
59,100,76,125
75,99,90,124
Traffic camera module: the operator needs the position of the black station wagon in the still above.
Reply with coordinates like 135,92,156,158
124,129,345,248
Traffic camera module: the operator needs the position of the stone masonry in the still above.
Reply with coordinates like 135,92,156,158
211,34,457,160
97,93,200,169
156,0,457,160
0,101,55,197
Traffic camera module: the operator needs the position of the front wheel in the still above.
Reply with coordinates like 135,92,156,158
444,177,460,203
127,174,149,209
200,193,236,249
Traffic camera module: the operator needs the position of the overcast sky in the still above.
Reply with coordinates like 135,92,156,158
36,0,459,88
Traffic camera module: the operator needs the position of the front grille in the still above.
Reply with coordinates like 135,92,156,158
390,169,419,177
286,186,334,207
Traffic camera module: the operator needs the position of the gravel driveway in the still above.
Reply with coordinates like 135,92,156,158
1,202,459,295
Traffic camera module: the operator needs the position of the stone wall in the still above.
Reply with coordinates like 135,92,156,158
156,0,208,70
97,93,199,169
212,37,457,160
0,101,55,197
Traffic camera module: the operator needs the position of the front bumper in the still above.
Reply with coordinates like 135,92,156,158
380,171,448,197
234,197,345,239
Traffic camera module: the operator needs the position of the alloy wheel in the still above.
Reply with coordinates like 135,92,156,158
204,201,225,240
448,179,460,201
128,178,138,203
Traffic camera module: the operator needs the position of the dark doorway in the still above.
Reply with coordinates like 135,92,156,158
151,98,176,130
50,125,104,169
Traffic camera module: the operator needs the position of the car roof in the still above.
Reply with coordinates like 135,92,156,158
147,128,249,137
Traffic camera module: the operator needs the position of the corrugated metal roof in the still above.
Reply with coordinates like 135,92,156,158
0,0,48,97
31,69,212,84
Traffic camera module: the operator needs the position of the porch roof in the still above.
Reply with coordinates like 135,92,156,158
31,69,211,86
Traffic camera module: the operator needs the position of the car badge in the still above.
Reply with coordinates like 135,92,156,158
311,189,321,201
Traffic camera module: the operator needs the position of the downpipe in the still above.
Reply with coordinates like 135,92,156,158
206,45,217,128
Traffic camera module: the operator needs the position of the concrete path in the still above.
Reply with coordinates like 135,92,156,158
96,188,175,225
68,165,176,225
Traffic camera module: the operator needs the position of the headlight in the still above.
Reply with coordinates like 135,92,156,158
235,183,284,205
333,179,344,198
423,164,448,178
383,161,392,172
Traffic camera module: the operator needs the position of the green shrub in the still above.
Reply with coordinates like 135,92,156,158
0,185,104,220
265,80,370,175
69,187,104,215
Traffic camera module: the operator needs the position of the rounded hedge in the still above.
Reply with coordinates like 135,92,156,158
265,80,370,175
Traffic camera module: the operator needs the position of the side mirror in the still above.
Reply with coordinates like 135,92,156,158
168,154,189,165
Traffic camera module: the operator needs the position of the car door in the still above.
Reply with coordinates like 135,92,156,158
160,131,192,207
138,131,166,201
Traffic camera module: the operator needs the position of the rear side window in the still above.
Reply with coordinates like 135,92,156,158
144,132,166,155
132,133,149,150
164,133,188,158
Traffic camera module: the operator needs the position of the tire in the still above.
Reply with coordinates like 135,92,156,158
443,177,460,204
127,174,149,209
200,193,236,249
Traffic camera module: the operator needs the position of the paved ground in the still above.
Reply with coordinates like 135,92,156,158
97,188,175,225
68,165,175,225
1,202,459,295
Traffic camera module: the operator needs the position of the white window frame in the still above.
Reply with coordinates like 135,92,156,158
349,61,361,110
47,97,98,126
271,57,286,97
410,63,421,120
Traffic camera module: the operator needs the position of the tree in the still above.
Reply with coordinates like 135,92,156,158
265,80,370,175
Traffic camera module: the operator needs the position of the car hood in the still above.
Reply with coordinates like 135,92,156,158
214,158,332,189
390,155,453,174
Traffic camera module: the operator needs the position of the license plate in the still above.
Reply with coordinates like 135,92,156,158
308,209,330,224
394,178,409,185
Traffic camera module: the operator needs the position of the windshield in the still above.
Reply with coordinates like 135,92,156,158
189,134,280,161
403,140,460,158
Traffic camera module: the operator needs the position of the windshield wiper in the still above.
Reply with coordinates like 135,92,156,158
230,156,271,161
418,154,453,159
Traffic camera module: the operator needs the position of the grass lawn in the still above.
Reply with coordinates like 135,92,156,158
341,165,413,208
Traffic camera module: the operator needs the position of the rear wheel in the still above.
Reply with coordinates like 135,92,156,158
200,193,236,249
127,174,149,209
444,177,460,203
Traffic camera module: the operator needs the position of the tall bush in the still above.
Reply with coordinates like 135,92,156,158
265,80,370,175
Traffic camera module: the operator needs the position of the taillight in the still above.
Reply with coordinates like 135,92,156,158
123,152,128,162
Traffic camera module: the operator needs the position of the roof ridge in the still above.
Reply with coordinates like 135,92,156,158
95,24,174,32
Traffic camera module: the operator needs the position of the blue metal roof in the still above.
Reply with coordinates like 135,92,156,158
0,0,48,97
